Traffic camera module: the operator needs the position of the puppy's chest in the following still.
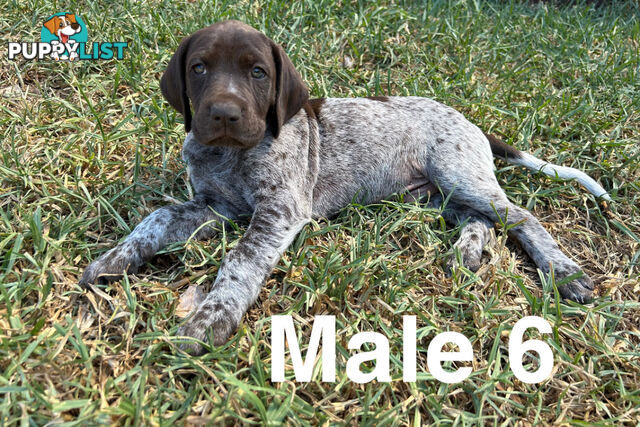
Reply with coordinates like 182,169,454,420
181,134,296,210
181,136,251,208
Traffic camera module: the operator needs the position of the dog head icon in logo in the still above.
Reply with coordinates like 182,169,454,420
41,13,88,61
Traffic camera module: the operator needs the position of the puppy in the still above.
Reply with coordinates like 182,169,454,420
80,21,610,354
43,13,81,60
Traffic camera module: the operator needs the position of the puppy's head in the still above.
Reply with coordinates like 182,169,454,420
160,20,309,148
43,14,81,37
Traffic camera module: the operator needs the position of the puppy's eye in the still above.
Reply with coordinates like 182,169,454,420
192,63,206,74
251,67,266,79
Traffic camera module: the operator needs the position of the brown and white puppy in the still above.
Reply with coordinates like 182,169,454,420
43,13,81,60
79,20,610,354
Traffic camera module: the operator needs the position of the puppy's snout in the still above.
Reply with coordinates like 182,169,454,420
210,102,241,124
71,23,80,30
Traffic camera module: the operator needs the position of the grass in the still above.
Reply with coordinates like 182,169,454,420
1,0,639,424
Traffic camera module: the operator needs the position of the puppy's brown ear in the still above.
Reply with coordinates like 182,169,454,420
66,14,77,24
160,35,193,132
43,17,57,35
268,41,309,139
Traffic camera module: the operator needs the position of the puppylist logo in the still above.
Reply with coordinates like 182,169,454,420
8,12,128,61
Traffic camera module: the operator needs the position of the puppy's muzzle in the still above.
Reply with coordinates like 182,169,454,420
196,98,255,147
209,101,241,127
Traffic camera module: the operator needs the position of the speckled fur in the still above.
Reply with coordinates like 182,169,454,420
79,21,604,354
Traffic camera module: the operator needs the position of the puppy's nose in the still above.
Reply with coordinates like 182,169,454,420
71,23,80,30
210,102,241,124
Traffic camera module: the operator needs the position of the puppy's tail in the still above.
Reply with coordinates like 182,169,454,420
485,133,611,201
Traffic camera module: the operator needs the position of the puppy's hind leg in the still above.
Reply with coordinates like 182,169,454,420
429,195,494,273
426,141,593,302
443,180,593,302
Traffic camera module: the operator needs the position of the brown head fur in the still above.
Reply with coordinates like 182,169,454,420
160,20,309,147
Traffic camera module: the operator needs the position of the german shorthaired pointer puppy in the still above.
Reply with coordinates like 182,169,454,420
79,20,611,354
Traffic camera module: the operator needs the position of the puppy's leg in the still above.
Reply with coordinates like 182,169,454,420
435,172,593,302
177,200,310,354
425,131,594,302
429,195,493,272
482,197,592,302
79,195,230,286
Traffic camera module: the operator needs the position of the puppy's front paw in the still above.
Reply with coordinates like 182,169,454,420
78,243,143,287
177,304,240,355
554,264,594,304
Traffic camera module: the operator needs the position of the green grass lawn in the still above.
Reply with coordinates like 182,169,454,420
1,0,639,424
